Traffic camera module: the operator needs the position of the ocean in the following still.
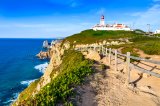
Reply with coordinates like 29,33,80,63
0,39,52,106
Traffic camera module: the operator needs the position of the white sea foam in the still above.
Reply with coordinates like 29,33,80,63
20,79,37,86
3,62,49,105
3,92,19,105
34,62,48,73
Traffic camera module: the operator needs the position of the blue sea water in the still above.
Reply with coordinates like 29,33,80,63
0,39,52,106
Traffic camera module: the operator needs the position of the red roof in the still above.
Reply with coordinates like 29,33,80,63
101,15,104,19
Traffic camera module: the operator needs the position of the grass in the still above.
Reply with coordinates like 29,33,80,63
131,36,160,55
12,79,40,106
63,29,160,55
153,34,160,37
134,29,145,34
121,45,139,57
63,29,142,45
16,50,94,106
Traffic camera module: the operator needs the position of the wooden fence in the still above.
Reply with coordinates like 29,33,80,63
75,45,160,85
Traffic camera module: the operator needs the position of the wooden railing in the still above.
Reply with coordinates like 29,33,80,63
75,45,160,85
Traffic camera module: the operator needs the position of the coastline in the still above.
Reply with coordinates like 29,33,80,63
12,30,160,106
7,59,50,105
12,39,70,105
0,39,51,106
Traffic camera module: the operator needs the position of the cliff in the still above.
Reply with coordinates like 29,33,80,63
13,30,160,106
13,39,72,105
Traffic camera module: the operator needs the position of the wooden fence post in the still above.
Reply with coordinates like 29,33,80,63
98,46,100,54
94,46,96,51
115,50,118,71
126,52,131,85
106,48,108,56
102,45,104,55
109,48,111,65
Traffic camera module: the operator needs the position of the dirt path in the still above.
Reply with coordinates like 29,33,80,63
74,57,160,106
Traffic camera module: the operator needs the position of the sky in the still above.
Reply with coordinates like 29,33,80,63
0,0,160,38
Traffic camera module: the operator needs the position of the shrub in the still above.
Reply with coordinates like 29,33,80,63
19,50,94,105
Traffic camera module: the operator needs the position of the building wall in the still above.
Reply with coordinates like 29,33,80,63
93,27,131,31
155,30,160,34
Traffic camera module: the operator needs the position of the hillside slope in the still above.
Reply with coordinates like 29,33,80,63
64,30,160,55
13,30,160,106
13,50,93,105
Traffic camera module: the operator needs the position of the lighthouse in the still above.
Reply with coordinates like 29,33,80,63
92,15,132,31
100,15,105,26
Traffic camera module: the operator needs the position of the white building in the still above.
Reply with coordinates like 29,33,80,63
154,29,160,34
93,15,132,31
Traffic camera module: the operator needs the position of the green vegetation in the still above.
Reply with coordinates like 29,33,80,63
121,45,139,57
12,79,40,106
64,29,160,55
64,29,141,45
154,34,160,37
14,29,160,106
131,36,160,55
134,29,145,34
17,50,94,106
100,64,106,70
111,36,160,55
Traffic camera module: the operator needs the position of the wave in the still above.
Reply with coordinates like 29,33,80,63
20,79,37,86
34,62,48,73
3,92,19,105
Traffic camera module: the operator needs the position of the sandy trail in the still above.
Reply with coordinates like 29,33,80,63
74,53,160,106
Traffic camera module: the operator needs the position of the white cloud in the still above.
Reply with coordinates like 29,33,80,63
0,21,91,38
130,12,143,17
131,4,160,30
138,4,160,24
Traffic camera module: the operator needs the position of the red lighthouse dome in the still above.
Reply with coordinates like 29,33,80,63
101,15,104,19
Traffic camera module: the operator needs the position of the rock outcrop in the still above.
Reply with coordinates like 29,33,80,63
34,40,70,94
36,51,49,59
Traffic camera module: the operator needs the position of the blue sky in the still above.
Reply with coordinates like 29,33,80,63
0,0,160,38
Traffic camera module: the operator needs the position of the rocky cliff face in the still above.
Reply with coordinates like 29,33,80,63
35,40,71,94
13,40,71,105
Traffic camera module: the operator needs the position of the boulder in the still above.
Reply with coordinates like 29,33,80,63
82,51,88,56
103,40,106,45
106,42,110,45
63,41,70,49
36,51,49,59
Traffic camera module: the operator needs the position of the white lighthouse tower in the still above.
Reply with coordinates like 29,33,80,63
100,15,105,26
